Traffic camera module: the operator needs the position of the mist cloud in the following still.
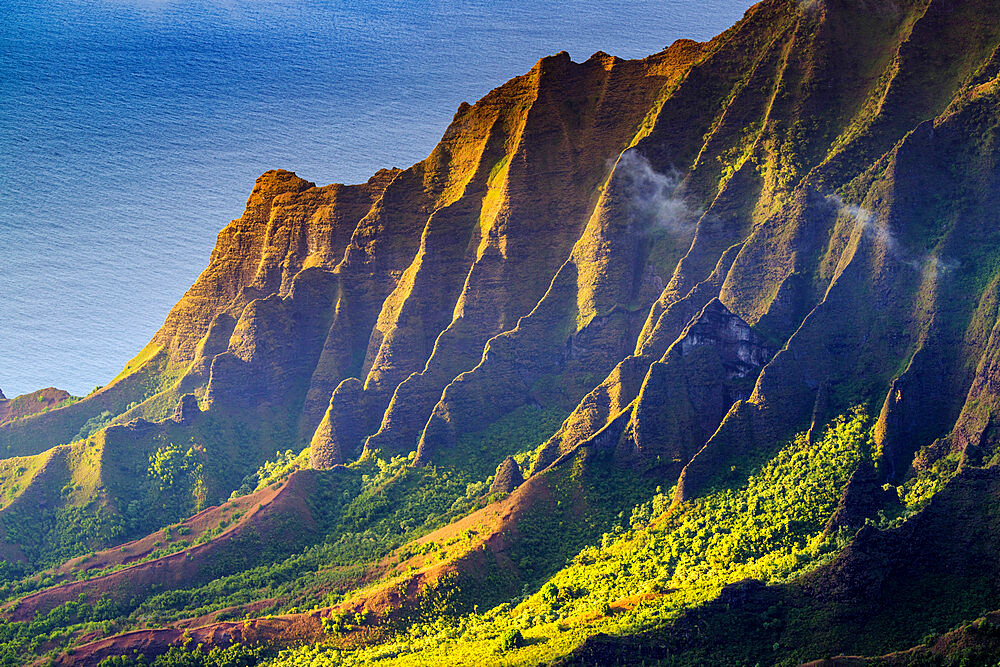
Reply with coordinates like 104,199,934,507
826,194,957,273
617,150,700,235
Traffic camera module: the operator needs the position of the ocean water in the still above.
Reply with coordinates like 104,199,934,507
0,0,754,398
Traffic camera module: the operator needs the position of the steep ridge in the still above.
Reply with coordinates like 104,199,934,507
0,41,704,462
360,44,707,462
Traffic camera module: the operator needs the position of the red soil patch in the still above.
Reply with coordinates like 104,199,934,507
40,460,574,664
612,591,663,611
317,469,559,620
560,591,666,625
45,612,325,667
0,388,71,425
174,599,277,629
51,482,282,581
5,471,317,622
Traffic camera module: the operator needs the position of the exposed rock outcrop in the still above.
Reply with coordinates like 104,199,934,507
672,299,771,380
617,299,772,465
172,394,200,425
489,456,523,495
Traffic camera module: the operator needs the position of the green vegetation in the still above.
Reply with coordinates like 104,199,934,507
113,436,211,537
265,407,875,666
0,503,124,576
97,643,267,667
0,400,595,665
230,449,306,500
0,594,125,664
147,440,208,514
74,410,113,441
450,405,567,479
0,432,551,660
899,450,961,512
0,403,968,667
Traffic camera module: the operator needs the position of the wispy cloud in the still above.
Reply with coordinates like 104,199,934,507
616,150,700,234
826,194,957,273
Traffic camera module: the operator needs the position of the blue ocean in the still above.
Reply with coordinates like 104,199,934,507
0,0,754,397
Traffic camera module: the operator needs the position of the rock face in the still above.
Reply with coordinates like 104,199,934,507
674,299,771,382
490,456,524,495
172,394,200,425
616,299,773,465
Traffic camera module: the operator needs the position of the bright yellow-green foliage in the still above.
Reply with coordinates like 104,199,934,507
229,448,309,500
254,449,309,490
267,407,874,667
147,440,207,514
899,450,961,512
0,450,52,509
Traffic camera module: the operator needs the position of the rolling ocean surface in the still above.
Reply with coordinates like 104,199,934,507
1,0,754,398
